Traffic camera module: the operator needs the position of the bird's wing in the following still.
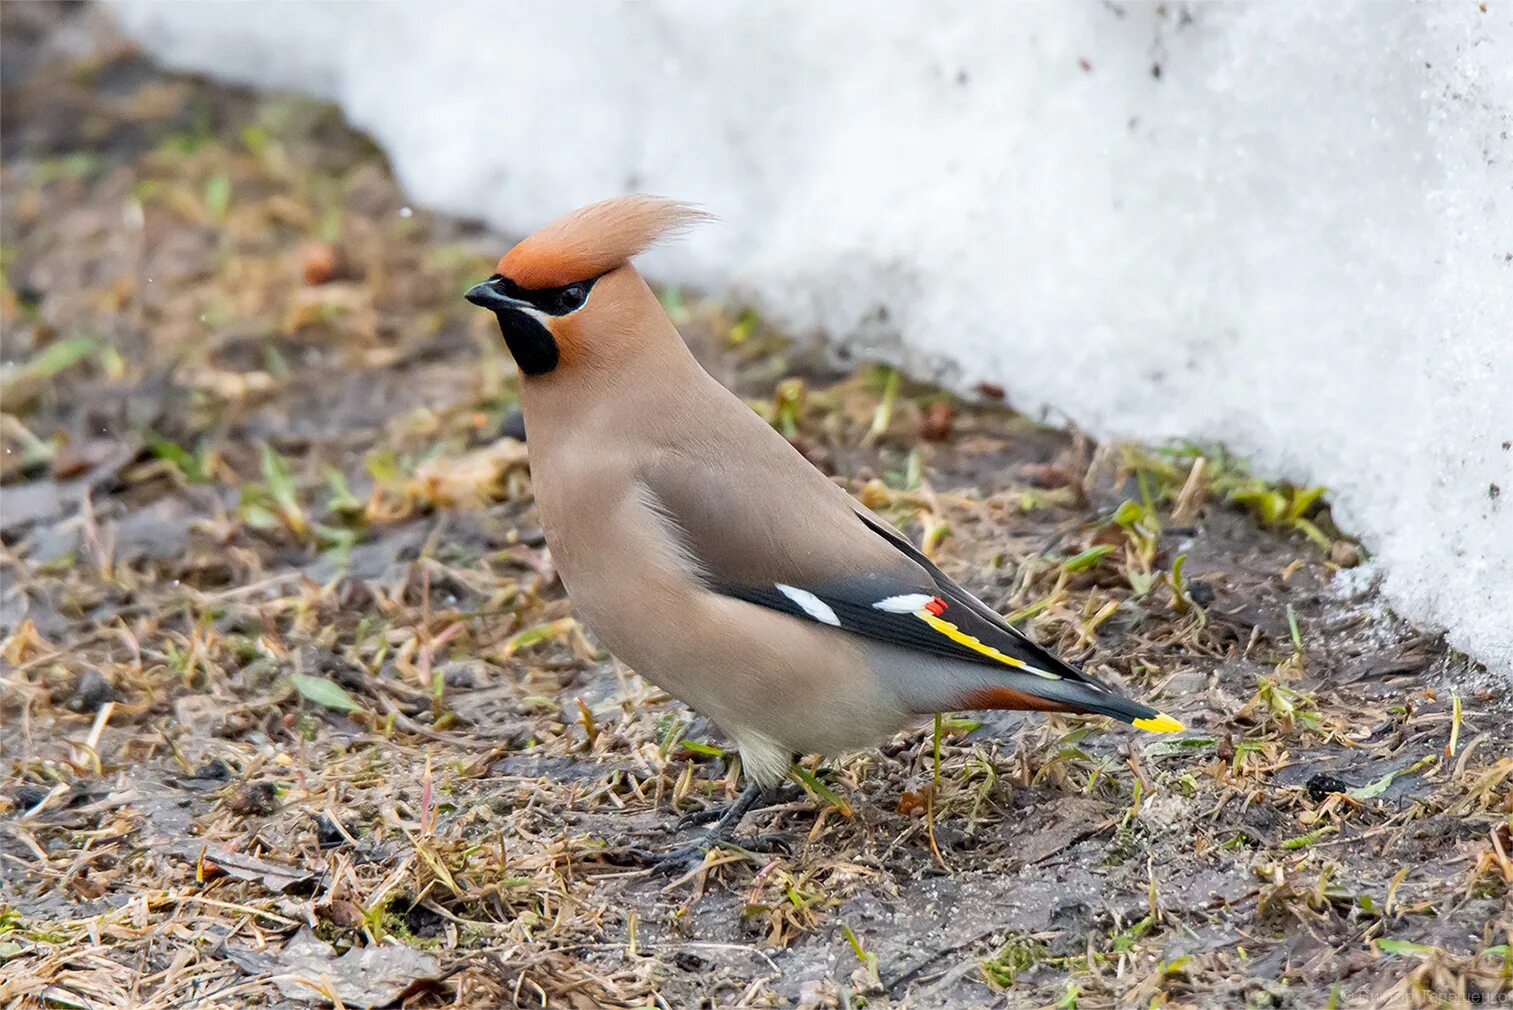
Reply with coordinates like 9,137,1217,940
637,452,1178,731
718,509,1092,683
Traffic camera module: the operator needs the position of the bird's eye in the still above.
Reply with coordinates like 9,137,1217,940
560,285,586,310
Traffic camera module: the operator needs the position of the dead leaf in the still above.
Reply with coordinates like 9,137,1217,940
410,438,528,508
317,899,366,930
224,927,441,1008
166,841,314,893
896,789,931,817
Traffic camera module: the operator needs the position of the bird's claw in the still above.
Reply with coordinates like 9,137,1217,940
673,806,725,829
647,844,711,876
615,781,795,874
614,841,714,875
725,831,790,855
676,783,802,830
620,832,792,876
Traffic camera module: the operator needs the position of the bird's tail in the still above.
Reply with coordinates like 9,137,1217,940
956,654,1184,733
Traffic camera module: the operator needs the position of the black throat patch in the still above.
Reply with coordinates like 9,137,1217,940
493,310,559,376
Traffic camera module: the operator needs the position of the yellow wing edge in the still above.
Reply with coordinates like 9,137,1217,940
1133,713,1185,733
915,609,1058,680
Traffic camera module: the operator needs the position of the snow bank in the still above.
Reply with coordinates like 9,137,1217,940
110,2,1512,672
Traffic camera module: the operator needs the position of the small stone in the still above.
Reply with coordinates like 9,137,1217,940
441,660,484,689
193,758,233,781
315,814,347,848
227,781,278,816
674,951,709,972
1329,541,1362,568
11,784,51,811
1186,579,1217,607
1306,772,1351,802
68,669,116,712
1216,735,1236,765
1021,462,1075,490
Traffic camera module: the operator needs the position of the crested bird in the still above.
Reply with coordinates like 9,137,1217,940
465,196,1183,868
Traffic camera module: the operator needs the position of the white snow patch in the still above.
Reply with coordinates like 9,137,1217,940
108,1,1513,673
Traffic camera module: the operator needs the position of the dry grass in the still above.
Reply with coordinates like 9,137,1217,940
3,7,1511,1008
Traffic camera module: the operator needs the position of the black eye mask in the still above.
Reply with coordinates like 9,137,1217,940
486,274,599,316
464,274,601,376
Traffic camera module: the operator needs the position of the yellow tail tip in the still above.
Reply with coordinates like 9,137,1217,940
1133,713,1185,733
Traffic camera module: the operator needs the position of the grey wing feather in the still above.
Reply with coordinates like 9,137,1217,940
638,452,1110,686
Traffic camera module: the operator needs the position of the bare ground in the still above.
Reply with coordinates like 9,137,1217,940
2,6,1511,1009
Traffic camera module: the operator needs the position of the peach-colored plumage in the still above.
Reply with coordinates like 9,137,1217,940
497,196,713,290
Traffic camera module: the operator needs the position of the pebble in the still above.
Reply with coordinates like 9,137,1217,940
227,780,279,816
1306,772,1351,802
1186,579,1217,608
68,669,116,712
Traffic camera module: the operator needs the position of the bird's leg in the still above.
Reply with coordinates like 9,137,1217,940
694,780,765,842
675,779,802,828
629,781,788,875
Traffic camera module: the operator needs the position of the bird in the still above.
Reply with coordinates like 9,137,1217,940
465,196,1183,869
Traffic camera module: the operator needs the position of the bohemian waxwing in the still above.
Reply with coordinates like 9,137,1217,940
466,196,1182,865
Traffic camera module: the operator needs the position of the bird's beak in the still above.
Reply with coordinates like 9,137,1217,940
465,279,522,313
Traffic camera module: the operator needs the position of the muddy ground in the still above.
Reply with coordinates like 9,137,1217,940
3,6,1510,1009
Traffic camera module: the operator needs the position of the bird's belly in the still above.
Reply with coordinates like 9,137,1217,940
529,457,911,760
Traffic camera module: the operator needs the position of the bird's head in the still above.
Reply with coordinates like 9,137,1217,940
465,196,710,377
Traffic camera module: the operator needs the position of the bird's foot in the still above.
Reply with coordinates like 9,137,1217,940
675,782,801,829
673,806,725,829
625,831,790,876
619,781,792,874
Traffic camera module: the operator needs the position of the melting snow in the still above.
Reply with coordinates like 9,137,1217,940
111,1,1513,672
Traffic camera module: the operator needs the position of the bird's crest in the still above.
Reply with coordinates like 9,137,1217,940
497,196,712,290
